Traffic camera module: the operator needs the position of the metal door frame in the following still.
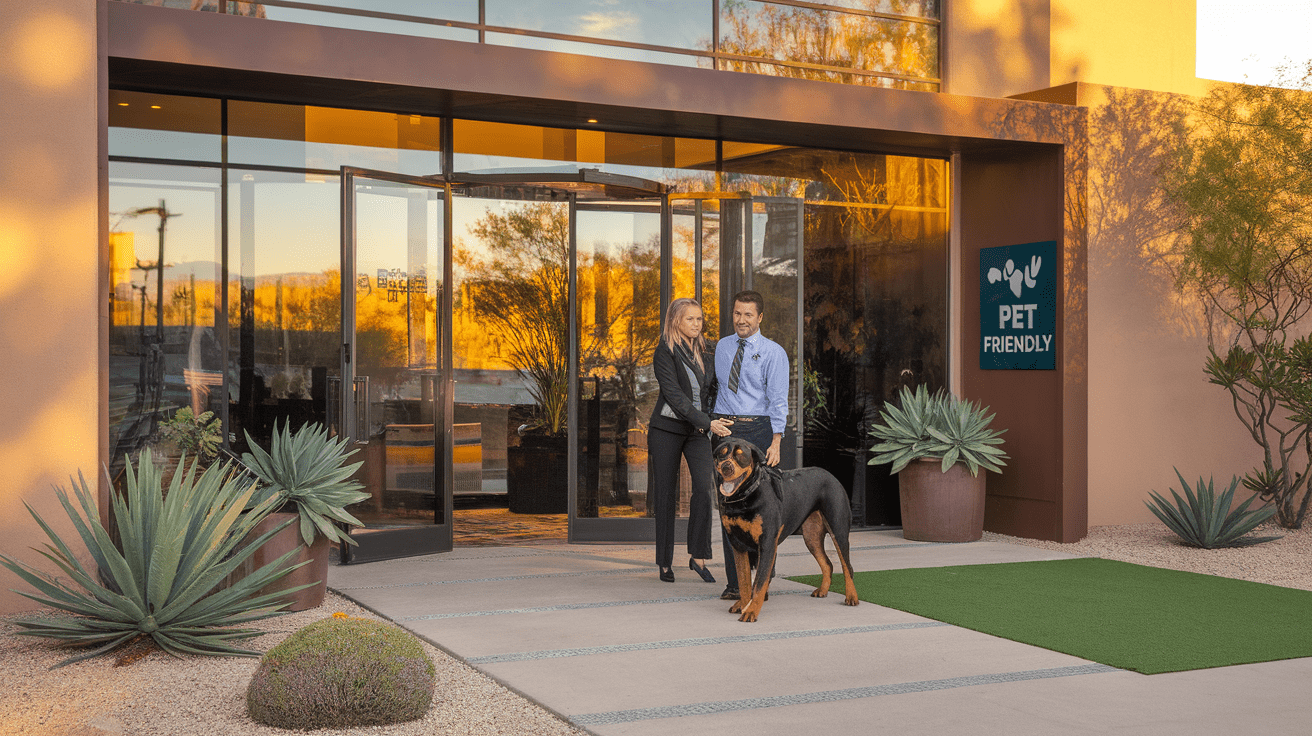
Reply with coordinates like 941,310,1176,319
340,166,452,562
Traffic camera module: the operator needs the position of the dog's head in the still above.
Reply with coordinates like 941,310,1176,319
712,438,766,499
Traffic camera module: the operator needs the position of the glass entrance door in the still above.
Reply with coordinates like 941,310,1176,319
339,167,449,562
669,193,805,468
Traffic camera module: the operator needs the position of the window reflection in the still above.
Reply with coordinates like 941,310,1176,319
484,32,702,68
108,162,223,478
226,168,342,454
718,0,939,81
575,203,664,518
228,101,443,174
109,91,221,162
453,119,716,187
486,0,710,49
720,145,949,526
113,0,939,89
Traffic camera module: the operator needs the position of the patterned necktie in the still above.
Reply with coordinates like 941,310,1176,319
728,338,747,393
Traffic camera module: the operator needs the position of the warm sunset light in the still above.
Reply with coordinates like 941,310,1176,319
1197,0,1312,86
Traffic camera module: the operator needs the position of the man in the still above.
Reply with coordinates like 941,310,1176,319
711,290,790,600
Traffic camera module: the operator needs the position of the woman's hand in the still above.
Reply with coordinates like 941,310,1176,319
709,418,734,437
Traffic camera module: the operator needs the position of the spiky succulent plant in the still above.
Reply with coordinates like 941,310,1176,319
869,385,1009,477
242,422,369,547
0,453,309,667
1146,470,1280,549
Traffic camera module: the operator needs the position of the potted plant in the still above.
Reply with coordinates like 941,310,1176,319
868,385,1008,542
142,407,223,489
233,421,369,610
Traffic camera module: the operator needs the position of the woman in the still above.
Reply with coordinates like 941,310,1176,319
648,298,734,583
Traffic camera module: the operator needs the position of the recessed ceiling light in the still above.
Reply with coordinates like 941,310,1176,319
151,105,161,109
586,118,598,124
117,102,129,107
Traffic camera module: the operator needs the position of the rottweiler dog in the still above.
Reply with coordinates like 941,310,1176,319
713,437,859,622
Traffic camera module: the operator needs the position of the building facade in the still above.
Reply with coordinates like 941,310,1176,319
0,0,1261,611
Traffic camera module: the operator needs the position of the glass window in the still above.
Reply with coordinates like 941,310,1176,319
719,0,939,81
108,161,224,476
226,168,343,452
574,202,664,518
256,6,478,41
484,32,702,68
453,119,716,190
486,0,711,50
720,143,949,526
261,0,478,23
109,91,222,162
818,0,939,20
228,101,443,174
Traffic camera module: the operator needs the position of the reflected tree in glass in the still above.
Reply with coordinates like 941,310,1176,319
714,0,938,86
458,202,579,436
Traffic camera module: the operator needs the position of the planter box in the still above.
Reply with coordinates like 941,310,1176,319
225,511,329,611
897,458,986,543
506,435,569,514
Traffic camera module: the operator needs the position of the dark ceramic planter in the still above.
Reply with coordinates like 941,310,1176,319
506,434,569,514
226,511,329,611
897,457,986,543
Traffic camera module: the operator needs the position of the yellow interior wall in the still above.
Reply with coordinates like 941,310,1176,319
0,1,103,613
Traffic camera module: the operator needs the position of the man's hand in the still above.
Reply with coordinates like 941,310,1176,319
709,418,734,437
766,435,782,466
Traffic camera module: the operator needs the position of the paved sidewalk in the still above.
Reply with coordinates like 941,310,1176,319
329,529,1312,735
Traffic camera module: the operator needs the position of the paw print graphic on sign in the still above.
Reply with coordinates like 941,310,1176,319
987,255,1042,298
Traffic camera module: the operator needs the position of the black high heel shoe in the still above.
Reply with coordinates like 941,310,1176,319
659,567,675,583
689,558,716,583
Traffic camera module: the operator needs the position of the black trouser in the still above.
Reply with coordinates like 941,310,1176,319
710,414,774,590
648,426,714,569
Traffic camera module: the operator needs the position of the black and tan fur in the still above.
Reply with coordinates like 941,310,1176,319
714,437,859,622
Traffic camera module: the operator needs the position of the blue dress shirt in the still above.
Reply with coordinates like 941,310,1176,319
712,330,790,435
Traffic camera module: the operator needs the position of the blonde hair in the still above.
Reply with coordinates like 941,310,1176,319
663,298,706,371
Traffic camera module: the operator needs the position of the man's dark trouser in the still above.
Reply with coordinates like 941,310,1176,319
710,414,774,592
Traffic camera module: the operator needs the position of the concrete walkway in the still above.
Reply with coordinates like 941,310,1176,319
329,528,1312,735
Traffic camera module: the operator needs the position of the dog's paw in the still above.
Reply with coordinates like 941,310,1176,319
728,601,743,614
737,609,759,623
811,589,828,598
843,593,859,606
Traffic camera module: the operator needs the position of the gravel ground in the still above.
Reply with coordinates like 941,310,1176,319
983,520,1312,591
2,523,1309,735
0,592,589,736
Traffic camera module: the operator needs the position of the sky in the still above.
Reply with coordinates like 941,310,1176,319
1196,0,1312,86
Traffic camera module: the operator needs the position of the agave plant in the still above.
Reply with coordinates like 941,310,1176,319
1146,470,1281,549
869,385,1009,477
0,452,310,667
242,422,369,547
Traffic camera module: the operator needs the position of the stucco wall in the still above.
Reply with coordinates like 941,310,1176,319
1078,83,1263,526
0,0,104,613
947,0,1207,100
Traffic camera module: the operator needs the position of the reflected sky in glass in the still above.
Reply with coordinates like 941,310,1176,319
484,32,702,67
264,0,477,22
486,0,711,49
260,5,478,41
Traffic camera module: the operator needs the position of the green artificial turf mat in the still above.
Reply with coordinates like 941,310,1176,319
789,558,1312,674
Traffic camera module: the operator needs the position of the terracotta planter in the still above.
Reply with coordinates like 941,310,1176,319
897,458,986,542
226,511,329,611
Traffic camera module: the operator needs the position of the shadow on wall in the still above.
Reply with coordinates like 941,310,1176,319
944,0,1080,99
1081,84,1263,525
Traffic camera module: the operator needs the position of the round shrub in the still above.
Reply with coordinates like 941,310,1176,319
247,616,436,730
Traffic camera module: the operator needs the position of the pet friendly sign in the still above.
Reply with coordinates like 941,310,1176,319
979,241,1056,370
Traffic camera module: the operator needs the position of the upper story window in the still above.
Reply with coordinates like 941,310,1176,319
115,0,940,91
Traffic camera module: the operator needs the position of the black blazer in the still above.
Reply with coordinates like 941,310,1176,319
648,340,717,436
